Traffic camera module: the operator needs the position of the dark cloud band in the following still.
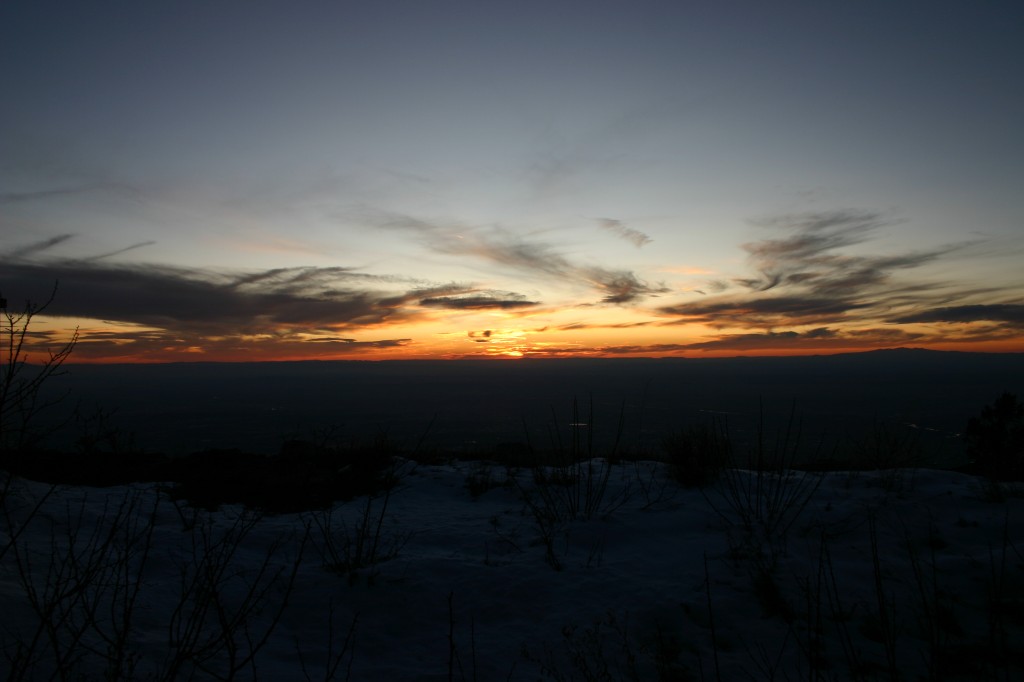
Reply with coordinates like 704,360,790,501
890,304,1024,326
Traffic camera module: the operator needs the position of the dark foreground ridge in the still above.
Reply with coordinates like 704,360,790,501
0,438,404,513
3,350,1021,511
4,387,1023,514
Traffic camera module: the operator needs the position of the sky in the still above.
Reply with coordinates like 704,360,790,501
1,1,1023,362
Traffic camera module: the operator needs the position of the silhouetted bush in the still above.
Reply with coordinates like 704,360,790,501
0,446,170,487
167,438,396,512
661,422,730,487
167,448,269,510
275,437,394,505
491,441,535,467
965,392,1024,481
0,284,78,454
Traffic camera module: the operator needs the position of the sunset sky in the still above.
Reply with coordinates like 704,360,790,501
2,1,1022,362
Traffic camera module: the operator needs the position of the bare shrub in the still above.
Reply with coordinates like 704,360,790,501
0,284,78,455
162,509,308,680
308,461,413,584
2,487,157,680
661,421,730,488
704,405,823,544
966,392,1024,481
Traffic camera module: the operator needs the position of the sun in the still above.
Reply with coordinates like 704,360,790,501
469,327,531,358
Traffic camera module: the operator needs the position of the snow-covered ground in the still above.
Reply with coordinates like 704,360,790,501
2,461,1022,680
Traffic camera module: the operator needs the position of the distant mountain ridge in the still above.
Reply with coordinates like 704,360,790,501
37,348,1023,460
61,347,1024,370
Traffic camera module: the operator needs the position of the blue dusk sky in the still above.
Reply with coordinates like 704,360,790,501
2,1,1022,361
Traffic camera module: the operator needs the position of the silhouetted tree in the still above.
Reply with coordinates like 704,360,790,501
662,421,730,487
965,392,1024,481
0,283,78,454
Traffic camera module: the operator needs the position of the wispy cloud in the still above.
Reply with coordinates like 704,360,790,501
7,234,75,260
677,327,924,352
84,241,158,261
69,329,413,362
890,303,1024,326
0,183,138,205
3,259,414,331
465,328,532,345
0,236,445,359
597,218,651,247
582,267,667,304
369,210,667,304
659,209,982,329
304,338,411,348
661,295,868,327
419,291,539,310
556,320,654,331
736,209,940,294
562,327,926,355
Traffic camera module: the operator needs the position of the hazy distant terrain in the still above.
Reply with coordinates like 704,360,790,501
42,350,1023,467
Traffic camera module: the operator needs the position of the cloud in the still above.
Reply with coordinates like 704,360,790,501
368,210,667,304
690,279,730,296
0,184,135,205
697,333,859,351
463,327,535,349
890,303,1024,326
660,295,867,327
736,209,946,294
1,233,566,360
5,261,420,332
69,329,414,362
7,234,75,260
587,327,925,355
597,218,651,247
588,343,693,355
223,265,391,294
83,241,158,261
0,235,445,359
556,320,654,331
461,232,667,304
658,209,982,330
420,292,539,310
580,267,667,304
749,209,888,254
305,337,411,348
679,327,923,352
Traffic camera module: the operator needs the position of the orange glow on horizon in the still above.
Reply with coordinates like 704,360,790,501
16,314,1023,365
49,338,1024,365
